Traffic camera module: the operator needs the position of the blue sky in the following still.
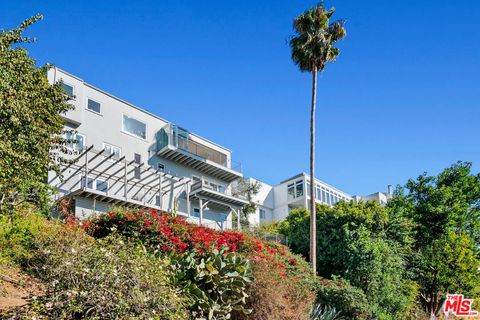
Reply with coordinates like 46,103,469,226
1,0,479,195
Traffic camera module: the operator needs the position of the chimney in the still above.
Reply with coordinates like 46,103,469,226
387,185,393,199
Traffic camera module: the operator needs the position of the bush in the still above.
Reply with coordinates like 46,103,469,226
315,278,369,320
281,202,417,319
169,247,253,319
0,207,62,265
28,232,188,319
233,254,316,320
84,209,318,319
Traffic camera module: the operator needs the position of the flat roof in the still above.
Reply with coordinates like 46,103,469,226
54,67,232,153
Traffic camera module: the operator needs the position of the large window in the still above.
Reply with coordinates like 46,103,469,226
87,99,101,113
123,114,146,139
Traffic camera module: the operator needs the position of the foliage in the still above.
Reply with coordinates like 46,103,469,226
290,4,346,73
280,202,417,319
84,208,318,319
232,250,316,320
310,305,345,320
232,178,261,225
278,207,311,258
169,247,253,320
390,161,480,316
0,15,73,215
0,206,61,265
315,278,369,320
30,234,187,319
1,211,188,319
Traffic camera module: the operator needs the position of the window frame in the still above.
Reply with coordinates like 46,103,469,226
102,142,122,161
122,113,147,140
62,82,75,98
65,132,86,152
86,98,102,114
259,208,266,220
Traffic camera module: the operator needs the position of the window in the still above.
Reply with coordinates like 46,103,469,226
87,99,101,113
287,183,295,199
65,132,85,152
295,180,304,198
62,83,74,97
316,187,321,200
157,163,165,173
81,176,94,189
259,209,266,220
134,153,141,179
103,143,121,160
193,208,200,218
307,182,311,196
96,179,108,192
322,190,326,203
123,115,146,139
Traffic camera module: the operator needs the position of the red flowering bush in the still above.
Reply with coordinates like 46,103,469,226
83,209,318,319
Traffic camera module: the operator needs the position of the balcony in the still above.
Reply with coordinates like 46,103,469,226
156,124,242,182
190,178,249,209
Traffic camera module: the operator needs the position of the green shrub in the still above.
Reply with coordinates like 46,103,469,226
169,247,253,320
27,233,188,319
316,278,369,320
0,208,61,265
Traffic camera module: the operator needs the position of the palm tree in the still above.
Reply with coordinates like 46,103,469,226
290,4,346,273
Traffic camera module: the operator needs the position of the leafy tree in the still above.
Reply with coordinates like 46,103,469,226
0,15,72,215
281,202,416,319
232,178,261,226
290,4,346,273
390,161,480,317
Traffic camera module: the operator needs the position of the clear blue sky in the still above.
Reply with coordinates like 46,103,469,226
2,0,479,196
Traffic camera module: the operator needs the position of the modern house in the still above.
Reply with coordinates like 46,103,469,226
47,68,248,230
47,67,390,230
246,173,391,226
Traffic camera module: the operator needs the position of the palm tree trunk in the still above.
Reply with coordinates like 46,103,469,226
310,67,317,273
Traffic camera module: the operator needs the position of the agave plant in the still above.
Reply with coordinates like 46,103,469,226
310,304,345,320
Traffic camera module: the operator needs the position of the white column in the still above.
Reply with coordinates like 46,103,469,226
186,182,190,217
199,198,203,226
237,208,241,230
158,174,163,209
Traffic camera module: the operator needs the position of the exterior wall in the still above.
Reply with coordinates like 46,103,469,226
48,68,239,229
247,179,274,226
360,192,389,206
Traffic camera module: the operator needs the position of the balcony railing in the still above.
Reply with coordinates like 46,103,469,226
156,125,242,173
191,178,247,201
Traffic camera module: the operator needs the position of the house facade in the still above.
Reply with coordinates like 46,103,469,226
48,68,248,230
48,67,389,230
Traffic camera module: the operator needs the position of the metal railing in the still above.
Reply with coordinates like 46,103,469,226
191,178,247,200
156,127,242,173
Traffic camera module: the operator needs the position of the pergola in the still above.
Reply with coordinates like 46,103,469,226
49,145,189,214
49,145,248,230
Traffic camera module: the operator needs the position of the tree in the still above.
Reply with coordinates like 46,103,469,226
281,202,417,319
290,4,346,273
0,15,73,215
390,161,480,317
232,178,261,226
